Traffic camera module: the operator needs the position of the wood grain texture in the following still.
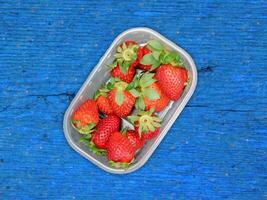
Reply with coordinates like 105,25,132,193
0,0,266,199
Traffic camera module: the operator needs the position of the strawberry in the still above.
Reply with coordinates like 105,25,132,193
143,82,170,112
108,78,136,118
123,40,143,68
71,99,99,135
109,41,142,83
155,64,188,100
94,83,113,115
139,40,184,71
126,130,145,151
128,108,161,141
138,45,152,71
131,72,169,112
89,115,121,155
106,131,135,168
137,127,159,141
111,65,135,83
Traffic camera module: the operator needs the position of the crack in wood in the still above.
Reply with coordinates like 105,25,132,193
198,66,214,73
28,92,75,101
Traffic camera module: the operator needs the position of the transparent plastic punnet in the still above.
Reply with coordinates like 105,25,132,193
63,27,197,174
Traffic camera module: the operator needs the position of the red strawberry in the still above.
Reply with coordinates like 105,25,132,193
139,40,185,73
138,45,152,71
135,127,160,141
72,99,99,135
143,82,170,112
109,41,142,83
96,96,113,115
155,64,188,100
121,40,143,68
94,84,113,115
111,65,135,83
128,108,161,141
132,72,170,112
108,79,136,117
89,115,120,155
126,130,145,151
106,131,135,168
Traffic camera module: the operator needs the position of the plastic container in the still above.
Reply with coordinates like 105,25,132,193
63,27,197,174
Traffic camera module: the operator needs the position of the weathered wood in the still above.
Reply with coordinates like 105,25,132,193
0,0,266,199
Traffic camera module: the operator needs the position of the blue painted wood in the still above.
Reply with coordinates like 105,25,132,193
0,0,266,199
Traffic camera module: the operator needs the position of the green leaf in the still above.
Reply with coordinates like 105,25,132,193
141,78,156,88
127,115,139,124
135,97,145,110
117,46,122,53
129,89,140,97
93,90,101,100
149,107,155,114
108,61,117,69
108,160,130,169
139,73,155,87
119,63,127,74
147,123,155,132
115,91,124,106
143,88,160,100
140,73,154,83
126,81,135,90
151,61,160,70
79,137,89,143
114,53,121,58
106,82,113,90
152,51,161,61
151,121,161,128
140,54,154,65
122,42,127,49
148,40,163,51
139,97,145,110
88,142,106,156
153,117,161,122
161,51,182,66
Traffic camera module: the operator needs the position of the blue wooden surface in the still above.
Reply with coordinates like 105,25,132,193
0,0,266,199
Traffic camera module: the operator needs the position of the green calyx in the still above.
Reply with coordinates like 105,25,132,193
71,120,95,135
109,77,133,106
128,108,161,136
108,42,138,74
108,159,134,169
127,73,160,110
140,40,184,69
93,83,111,100
114,81,128,106
88,141,106,156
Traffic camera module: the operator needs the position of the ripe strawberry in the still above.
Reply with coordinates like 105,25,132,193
123,40,143,68
94,84,113,115
155,64,188,100
139,40,184,72
106,131,135,168
131,72,169,112
128,108,161,141
71,99,99,135
90,115,121,155
108,78,136,117
109,41,142,83
111,65,135,83
126,130,145,151
143,82,170,112
136,127,159,141
138,45,152,71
